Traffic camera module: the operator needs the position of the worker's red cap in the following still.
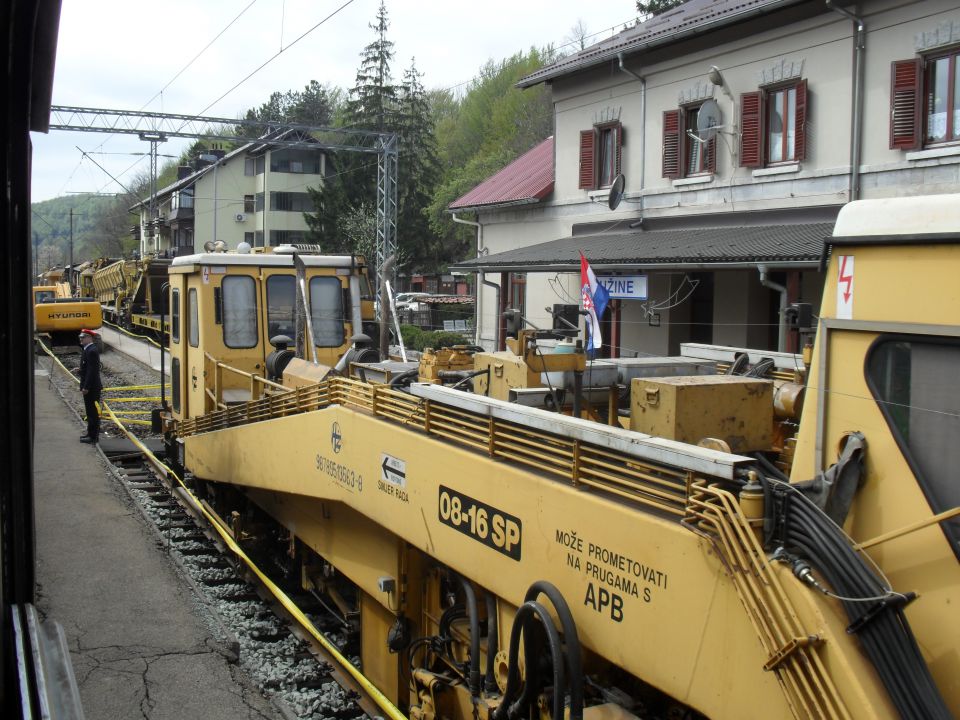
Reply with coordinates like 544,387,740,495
78,328,98,337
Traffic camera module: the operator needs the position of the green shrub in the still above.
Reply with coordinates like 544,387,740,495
399,325,468,351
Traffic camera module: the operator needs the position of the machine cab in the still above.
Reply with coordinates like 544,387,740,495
167,248,373,422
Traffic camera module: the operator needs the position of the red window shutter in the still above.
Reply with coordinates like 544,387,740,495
740,91,763,167
794,79,809,161
615,122,623,176
662,110,681,179
705,135,717,173
890,58,921,150
579,130,596,189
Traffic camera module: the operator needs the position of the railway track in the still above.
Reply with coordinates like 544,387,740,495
37,335,403,720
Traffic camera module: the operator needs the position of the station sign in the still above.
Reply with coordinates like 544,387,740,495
597,275,648,300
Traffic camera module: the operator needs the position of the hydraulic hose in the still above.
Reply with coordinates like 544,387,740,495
523,581,583,720
492,601,566,720
771,482,952,719
484,593,499,693
455,574,482,697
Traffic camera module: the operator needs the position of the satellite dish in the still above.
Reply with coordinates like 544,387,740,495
203,240,216,252
697,99,723,142
608,174,626,211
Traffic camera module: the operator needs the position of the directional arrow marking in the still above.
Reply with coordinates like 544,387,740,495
381,454,406,486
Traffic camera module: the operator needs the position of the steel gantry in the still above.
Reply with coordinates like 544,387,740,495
48,106,399,305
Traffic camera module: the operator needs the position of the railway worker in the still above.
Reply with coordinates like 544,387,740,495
78,328,102,444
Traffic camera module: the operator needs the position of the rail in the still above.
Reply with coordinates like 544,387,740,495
180,375,694,517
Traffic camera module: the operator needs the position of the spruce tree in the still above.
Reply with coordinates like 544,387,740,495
396,59,441,271
306,0,398,255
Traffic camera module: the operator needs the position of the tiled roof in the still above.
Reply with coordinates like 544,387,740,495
449,137,554,211
518,0,801,88
450,221,833,272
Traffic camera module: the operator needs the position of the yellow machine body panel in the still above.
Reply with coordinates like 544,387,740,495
792,195,960,710
184,396,896,718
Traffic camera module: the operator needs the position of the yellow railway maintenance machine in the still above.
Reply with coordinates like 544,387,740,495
166,196,959,720
165,247,375,422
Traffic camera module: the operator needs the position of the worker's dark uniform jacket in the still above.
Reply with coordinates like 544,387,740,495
80,341,102,441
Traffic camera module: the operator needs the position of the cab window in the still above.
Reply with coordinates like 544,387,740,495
222,276,258,349
309,276,345,347
171,288,180,343
188,289,199,348
866,337,960,550
266,275,295,341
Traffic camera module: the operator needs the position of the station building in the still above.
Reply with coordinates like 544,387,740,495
450,0,960,356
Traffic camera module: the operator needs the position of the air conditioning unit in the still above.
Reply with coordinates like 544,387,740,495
235,213,247,222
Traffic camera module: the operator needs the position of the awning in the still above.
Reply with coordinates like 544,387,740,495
450,221,834,273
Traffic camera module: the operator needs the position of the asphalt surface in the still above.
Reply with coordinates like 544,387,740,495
33,366,281,720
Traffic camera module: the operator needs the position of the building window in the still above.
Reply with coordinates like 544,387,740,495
255,156,265,174
221,276,258,349
579,122,623,190
662,105,717,178
244,232,254,247
270,192,315,212
255,230,264,247
740,80,808,168
890,53,960,149
309,276,345,347
244,195,255,213
255,193,264,212
269,230,307,246
270,148,322,174
508,273,526,314
244,158,255,176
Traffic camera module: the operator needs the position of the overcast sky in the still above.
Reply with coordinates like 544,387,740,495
31,0,637,203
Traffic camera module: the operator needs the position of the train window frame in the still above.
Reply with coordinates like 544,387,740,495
188,288,199,348
266,275,296,342
864,334,960,559
171,358,180,413
308,276,345,347
221,276,259,349
171,288,180,344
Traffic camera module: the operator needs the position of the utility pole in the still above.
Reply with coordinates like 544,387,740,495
69,208,74,293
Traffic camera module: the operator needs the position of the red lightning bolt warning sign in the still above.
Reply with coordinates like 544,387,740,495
836,255,854,319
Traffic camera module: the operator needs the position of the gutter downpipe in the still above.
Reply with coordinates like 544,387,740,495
826,0,865,200
451,211,485,345
617,54,645,218
758,265,788,352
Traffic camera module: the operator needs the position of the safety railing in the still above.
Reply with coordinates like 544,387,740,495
179,375,694,516
202,352,289,412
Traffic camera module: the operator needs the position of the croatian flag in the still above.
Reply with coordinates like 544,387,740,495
580,252,609,353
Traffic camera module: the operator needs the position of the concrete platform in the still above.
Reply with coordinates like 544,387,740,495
33,370,280,719
99,325,170,375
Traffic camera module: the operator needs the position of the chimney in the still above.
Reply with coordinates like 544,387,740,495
177,165,192,180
